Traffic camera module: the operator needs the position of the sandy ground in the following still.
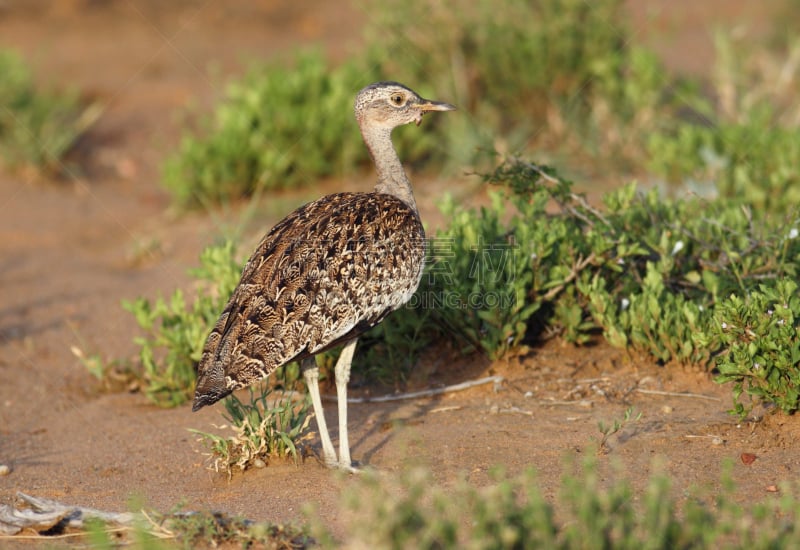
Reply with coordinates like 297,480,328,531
1,0,798,546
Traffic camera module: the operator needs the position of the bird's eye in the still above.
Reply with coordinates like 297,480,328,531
390,93,405,106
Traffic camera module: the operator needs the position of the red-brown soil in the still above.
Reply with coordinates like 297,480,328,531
1,1,797,546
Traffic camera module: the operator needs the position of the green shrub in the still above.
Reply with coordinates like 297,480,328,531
352,303,437,384
163,52,371,208
581,265,712,365
384,157,800,414
710,278,800,417
418,192,542,358
647,31,800,213
0,49,99,173
163,0,681,207
123,241,243,407
314,459,800,549
123,153,800,416
162,46,464,208
647,109,800,213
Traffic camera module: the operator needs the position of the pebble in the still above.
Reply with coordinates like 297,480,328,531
253,458,266,469
661,405,674,414
523,391,533,399
0,464,10,476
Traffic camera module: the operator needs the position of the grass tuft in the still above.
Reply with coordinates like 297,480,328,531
122,241,242,407
191,384,312,476
315,458,800,549
0,49,100,175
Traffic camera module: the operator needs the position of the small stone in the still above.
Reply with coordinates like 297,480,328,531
766,485,779,493
253,458,267,469
661,405,674,414
523,391,533,399
711,437,724,446
0,464,10,476
741,452,757,465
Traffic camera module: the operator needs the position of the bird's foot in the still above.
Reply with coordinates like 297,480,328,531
323,458,362,474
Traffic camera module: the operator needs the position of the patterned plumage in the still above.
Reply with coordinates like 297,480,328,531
192,192,425,409
192,81,455,470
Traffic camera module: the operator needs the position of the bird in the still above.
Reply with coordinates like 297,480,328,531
192,81,455,471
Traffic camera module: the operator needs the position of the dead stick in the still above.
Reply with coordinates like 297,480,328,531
499,407,534,416
332,376,504,404
635,388,721,402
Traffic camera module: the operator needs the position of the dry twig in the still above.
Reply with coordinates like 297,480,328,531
635,388,721,401
338,376,504,404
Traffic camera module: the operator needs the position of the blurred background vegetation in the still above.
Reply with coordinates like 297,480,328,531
4,0,799,212
148,0,800,217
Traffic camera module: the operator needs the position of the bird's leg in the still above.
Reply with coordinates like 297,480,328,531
301,357,337,467
335,339,358,470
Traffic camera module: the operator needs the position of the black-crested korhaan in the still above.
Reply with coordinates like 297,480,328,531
192,81,455,471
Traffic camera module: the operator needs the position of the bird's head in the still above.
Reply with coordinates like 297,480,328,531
354,81,456,130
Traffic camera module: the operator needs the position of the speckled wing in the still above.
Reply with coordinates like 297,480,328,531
192,192,425,410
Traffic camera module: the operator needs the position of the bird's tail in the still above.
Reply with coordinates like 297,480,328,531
192,363,232,411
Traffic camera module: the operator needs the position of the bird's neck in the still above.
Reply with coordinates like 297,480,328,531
360,123,418,213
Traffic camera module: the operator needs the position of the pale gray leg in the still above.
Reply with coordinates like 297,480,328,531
301,357,337,466
335,339,358,470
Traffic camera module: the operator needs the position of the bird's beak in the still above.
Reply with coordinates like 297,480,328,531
414,98,456,125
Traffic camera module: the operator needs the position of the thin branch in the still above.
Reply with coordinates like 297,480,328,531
430,405,463,413
520,161,611,227
541,252,597,302
523,161,560,184
635,388,721,401
537,398,594,407
332,375,504,404
498,406,534,416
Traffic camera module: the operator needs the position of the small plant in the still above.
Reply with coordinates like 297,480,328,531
580,264,713,366
0,49,99,174
191,384,311,476
123,241,243,407
647,30,800,213
314,459,800,548
162,51,369,208
160,508,309,548
83,502,310,548
68,322,138,393
419,192,542,359
70,345,137,394
710,278,800,418
595,407,642,454
352,303,437,384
